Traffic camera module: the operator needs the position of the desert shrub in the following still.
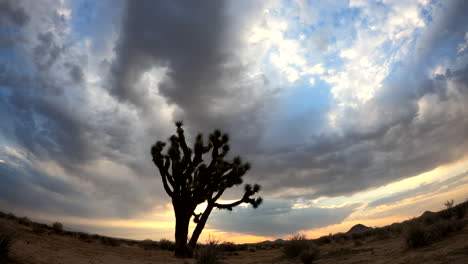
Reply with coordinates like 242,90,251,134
32,223,45,234
351,232,363,240
315,235,332,245
77,232,92,243
18,217,32,227
236,244,248,251
220,241,237,252
0,226,15,260
140,239,159,250
454,204,467,219
52,222,63,233
32,223,49,234
373,227,390,240
445,200,454,209
248,246,256,252
195,244,221,264
159,238,175,251
284,234,312,258
427,219,466,242
101,237,119,247
388,223,403,234
6,213,16,220
332,233,349,244
406,223,428,248
300,246,319,264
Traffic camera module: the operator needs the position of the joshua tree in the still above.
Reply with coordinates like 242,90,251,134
151,122,262,258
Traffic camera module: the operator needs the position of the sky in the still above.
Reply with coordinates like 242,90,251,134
0,0,468,243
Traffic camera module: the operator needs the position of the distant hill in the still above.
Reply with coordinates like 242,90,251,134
257,238,285,245
347,224,373,233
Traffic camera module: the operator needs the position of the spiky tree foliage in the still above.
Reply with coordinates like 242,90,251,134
151,122,262,258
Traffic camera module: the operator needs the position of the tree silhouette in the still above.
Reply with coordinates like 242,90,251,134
151,121,262,258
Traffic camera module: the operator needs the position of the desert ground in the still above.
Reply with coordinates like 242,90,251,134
1,203,468,264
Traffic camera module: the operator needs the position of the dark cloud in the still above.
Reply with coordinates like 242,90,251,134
0,152,93,217
33,32,63,70
0,0,29,26
209,200,360,236
110,0,272,143
0,0,167,218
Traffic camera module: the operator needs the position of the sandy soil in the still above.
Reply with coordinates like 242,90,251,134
2,217,468,264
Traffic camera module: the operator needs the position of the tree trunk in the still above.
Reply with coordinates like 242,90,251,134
189,204,214,248
173,203,192,258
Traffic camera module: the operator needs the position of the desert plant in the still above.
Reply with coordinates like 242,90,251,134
151,122,262,257
300,246,319,264
0,226,15,260
32,223,45,234
101,237,120,247
52,222,63,233
77,232,92,243
140,239,159,250
220,241,237,252
315,235,332,245
388,223,403,234
351,232,363,240
284,234,311,258
426,219,466,242
195,245,221,264
373,227,390,240
18,217,32,227
159,238,175,251
406,223,428,248
332,233,349,244
454,204,467,219
444,199,454,209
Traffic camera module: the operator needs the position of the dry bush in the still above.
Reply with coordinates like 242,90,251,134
284,234,316,259
351,232,363,240
140,239,159,250
195,235,222,264
159,238,175,251
373,227,391,240
32,223,46,234
77,232,92,243
454,203,467,219
195,245,221,264
101,237,120,247
300,246,319,264
315,235,332,245
427,219,466,242
406,223,428,248
52,222,63,233
0,226,16,261
331,233,349,244
18,217,32,227
219,241,238,252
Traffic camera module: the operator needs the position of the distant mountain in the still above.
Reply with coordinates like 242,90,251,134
256,238,285,245
347,224,373,233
